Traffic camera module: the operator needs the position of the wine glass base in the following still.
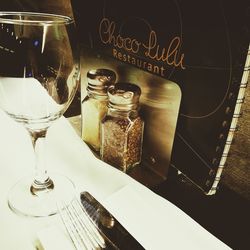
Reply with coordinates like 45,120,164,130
8,173,76,217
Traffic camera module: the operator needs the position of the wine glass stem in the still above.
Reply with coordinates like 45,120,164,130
29,129,54,196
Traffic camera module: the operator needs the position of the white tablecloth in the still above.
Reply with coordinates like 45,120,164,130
0,110,231,250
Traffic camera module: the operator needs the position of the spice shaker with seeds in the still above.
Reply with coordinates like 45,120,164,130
100,82,144,172
82,69,116,152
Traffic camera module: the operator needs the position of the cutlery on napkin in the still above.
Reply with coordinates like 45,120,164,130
36,185,231,250
36,191,144,250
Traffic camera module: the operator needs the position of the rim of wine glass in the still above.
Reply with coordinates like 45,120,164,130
0,11,73,26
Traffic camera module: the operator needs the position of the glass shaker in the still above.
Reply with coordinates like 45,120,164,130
82,69,116,152
100,82,144,172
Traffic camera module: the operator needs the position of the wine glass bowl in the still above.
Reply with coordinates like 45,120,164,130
0,12,80,217
0,12,79,129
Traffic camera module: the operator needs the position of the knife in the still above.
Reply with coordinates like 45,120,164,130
80,191,144,250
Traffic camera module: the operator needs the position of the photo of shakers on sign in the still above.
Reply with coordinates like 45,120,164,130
100,82,144,172
81,69,116,152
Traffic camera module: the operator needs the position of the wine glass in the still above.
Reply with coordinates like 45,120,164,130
0,12,80,217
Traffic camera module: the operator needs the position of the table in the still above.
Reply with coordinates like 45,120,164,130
0,111,231,250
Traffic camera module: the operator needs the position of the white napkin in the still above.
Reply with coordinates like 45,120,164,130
36,225,75,250
103,185,231,250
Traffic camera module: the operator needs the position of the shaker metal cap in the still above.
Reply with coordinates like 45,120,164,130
108,82,141,110
87,68,116,94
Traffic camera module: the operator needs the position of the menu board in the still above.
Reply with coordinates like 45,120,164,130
72,0,250,194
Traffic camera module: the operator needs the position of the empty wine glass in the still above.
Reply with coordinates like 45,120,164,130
0,12,80,217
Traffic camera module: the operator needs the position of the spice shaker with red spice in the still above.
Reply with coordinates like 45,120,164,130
100,82,144,172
